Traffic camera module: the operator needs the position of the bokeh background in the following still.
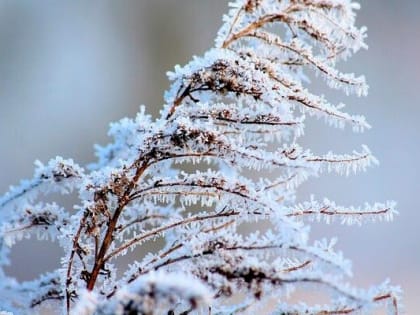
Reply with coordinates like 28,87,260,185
0,1,418,313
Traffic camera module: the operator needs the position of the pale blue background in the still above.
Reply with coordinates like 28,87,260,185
0,1,418,313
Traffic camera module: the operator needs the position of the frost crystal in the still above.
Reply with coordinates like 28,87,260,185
0,1,401,314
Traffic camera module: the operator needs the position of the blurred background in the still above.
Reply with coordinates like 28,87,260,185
0,0,418,313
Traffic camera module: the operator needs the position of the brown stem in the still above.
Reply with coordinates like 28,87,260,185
103,211,242,262
66,212,88,314
287,206,392,217
86,161,149,291
166,84,191,120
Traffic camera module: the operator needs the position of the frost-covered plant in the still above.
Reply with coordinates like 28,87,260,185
0,1,401,314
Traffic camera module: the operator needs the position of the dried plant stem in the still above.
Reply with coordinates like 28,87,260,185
86,161,150,292
0,2,400,314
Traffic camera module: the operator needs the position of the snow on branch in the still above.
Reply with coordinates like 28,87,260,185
0,202,69,248
0,1,400,315
0,157,84,213
73,272,211,315
290,198,398,225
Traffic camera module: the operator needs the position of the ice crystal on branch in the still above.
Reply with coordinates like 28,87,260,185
0,1,401,314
